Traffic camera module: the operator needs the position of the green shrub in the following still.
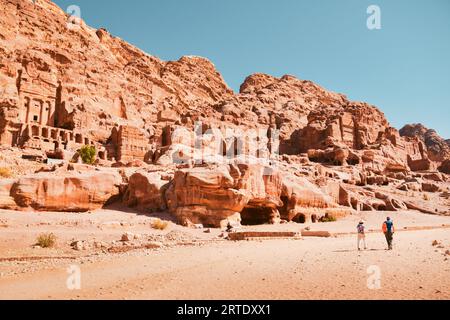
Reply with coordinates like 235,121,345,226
36,233,57,248
79,145,97,165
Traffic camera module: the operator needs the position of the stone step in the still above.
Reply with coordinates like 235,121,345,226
228,231,301,241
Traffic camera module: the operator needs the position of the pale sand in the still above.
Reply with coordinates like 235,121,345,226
0,208,449,300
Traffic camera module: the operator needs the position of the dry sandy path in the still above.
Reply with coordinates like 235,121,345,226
1,227,449,300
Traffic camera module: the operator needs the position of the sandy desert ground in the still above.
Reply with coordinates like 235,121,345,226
0,208,449,300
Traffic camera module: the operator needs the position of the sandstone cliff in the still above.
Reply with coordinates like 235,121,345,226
1,0,449,226
3,0,443,168
400,123,450,162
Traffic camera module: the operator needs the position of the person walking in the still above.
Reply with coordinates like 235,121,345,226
382,217,395,250
357,220,367,251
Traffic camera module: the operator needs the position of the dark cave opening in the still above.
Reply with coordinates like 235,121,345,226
293,213,307,224
240,206,273,226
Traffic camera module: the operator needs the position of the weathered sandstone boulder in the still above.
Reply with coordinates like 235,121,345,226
165,165,248,227
122,171,172,212
281,173,336,222
421,182,440,193
9,170,122,212
165,163,335,227
0,179,17,209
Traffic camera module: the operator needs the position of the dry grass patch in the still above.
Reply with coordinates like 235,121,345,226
151,218,170,230
0,167,13,178
36,233,57,248
320,214,337,223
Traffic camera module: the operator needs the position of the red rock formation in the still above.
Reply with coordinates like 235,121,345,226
0,179,17,209
9,170,121,212
123,171,171,212
400,124,450,162
0,0,441,175
438,160,450,174
0,0,232,162
165,163,334,227
298,102,389,152
0,0,448,221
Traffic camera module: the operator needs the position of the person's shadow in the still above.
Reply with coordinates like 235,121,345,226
333,248,387,253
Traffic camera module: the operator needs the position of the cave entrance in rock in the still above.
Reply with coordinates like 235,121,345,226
240,206,273,226
293,213,307,224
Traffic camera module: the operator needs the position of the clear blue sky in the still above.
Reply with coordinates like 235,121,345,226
53,0,450,138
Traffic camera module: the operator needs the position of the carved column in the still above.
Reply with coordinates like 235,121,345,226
24,98,31,123
39,100,44,125
47,102,54,127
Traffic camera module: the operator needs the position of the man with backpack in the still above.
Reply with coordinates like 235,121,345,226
357,220,367,251
382,217,395,250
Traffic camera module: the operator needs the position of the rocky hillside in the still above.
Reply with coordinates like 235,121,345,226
1,0,449,226
0,1,392,150
0,0,234,141
400,124,450,162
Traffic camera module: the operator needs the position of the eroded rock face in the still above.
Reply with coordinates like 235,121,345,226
165,163,335,227
0,0,449,222
0,0,233,162
165,165,249,227
122,171,172,212
1,0,448,172
0,179,17,209
439,160,450,175
9,170,121,212
400,124,450,162
3,0,439,172
297,108,433,173
407,156,435,172
297,103,389,152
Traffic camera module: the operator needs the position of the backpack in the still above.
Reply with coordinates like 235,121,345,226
383,221,394,233
357,224,365,234
385,221,393,233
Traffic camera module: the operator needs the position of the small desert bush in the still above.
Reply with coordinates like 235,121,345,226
0,167,13,178
320,214,337,223
423,194,430,201
151,218,169,230
36,233,57,248
79,145,97,165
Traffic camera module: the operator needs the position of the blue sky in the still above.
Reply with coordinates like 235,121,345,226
53,0,450,138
